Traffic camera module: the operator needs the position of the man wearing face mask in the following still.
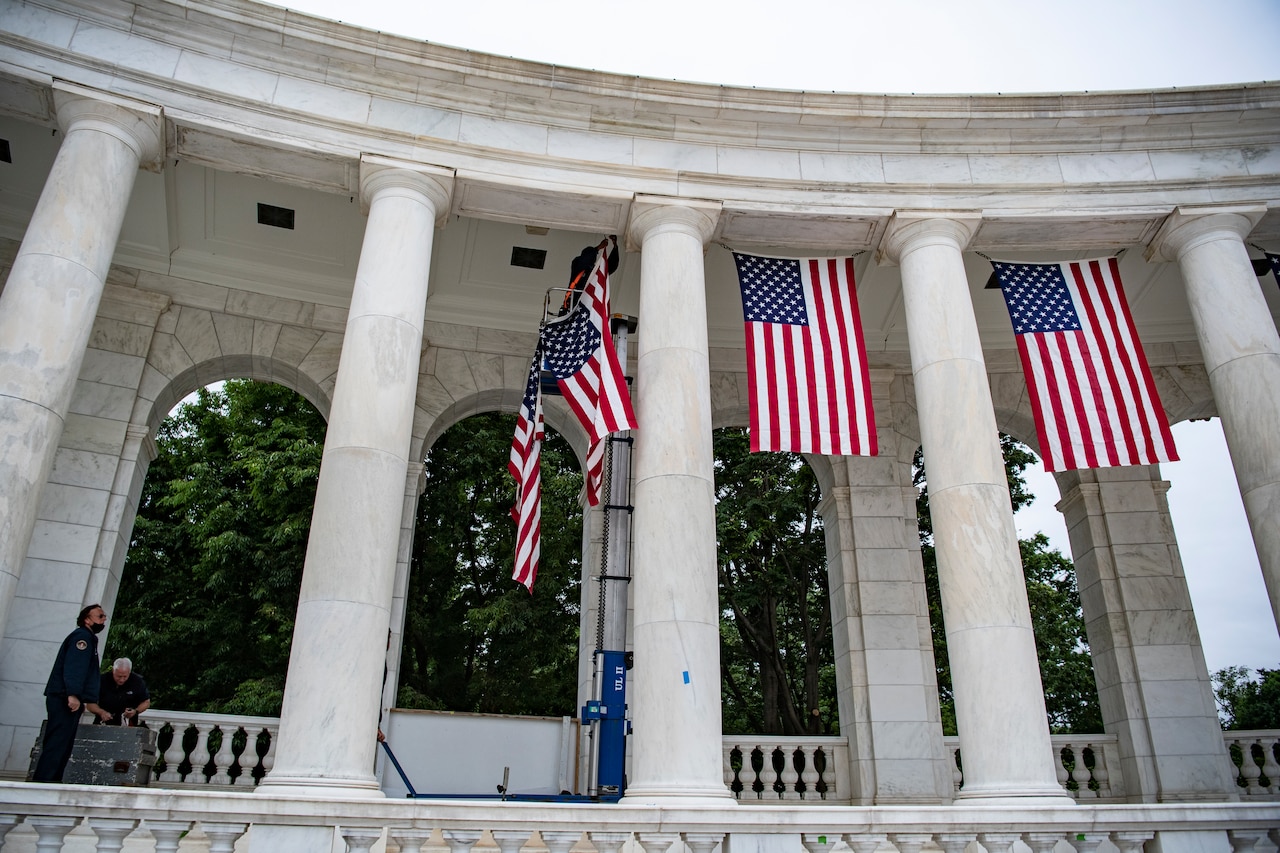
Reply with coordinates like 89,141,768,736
32,604,109,782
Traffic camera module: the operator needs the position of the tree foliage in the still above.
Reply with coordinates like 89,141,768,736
915,434,1102,734
1214,665,1280,730
714,428,835,736
396,412,583,716
111,380,326,716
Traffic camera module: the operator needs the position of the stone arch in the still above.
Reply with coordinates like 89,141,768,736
98,304,342,625
137,304,341,434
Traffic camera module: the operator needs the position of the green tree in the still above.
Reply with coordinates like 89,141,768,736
915,435,1102,734
714,428,834,736
397,412,583,716
111,380,326,716
1214,665,1280,730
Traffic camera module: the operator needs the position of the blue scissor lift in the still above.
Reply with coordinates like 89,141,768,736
382,296,636,804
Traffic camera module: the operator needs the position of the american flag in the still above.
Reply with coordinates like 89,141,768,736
1267,252,1280,284
540,240,636,505
993,257,1177,472
508,347,544,592
732,253,876,456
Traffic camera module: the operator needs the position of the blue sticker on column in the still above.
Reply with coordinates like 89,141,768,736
682,671,690,684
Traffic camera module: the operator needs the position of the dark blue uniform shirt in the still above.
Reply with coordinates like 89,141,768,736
43,626,100,703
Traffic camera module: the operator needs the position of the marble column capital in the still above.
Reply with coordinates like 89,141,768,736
52,81,164,172
358,155,455,224
1145,203,1268,263
876,210,982,266
626,195,722,251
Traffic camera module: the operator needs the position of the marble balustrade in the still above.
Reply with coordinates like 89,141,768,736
101,710,1280,804
0,786,1275,853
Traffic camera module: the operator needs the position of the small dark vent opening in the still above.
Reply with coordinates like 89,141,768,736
257,203,295,230
0,139,11,164
511,247,548,270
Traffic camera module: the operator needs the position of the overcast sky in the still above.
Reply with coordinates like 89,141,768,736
277,0,1280,674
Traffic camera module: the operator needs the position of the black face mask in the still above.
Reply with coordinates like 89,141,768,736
89,622,105,635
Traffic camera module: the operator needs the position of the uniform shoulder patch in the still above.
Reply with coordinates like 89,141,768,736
75,640,88,650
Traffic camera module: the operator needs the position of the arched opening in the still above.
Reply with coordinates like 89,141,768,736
111,379,325,717
713,426,836,737
397,411,584,716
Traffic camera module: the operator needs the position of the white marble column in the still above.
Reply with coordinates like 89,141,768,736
622,195,730,802
878,212,1068,803
260,157,452,796
0,82,162,644
1148,204,1280,633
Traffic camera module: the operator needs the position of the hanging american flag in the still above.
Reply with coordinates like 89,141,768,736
540,239,637,505
508,348,544,592
993,257,1177,473
732,252,877,456
1267,252,1280,285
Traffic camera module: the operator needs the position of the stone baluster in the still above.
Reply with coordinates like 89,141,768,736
1227,831,1266,853
949,745,963,792
391,829,436,853
88,818,137,853
1110,831,1153,853
1023,834,1064,853
843,833,887,853
684,833,724,853
637,833,680,853
890,833,934,853
722,743,737,790
935,833,974,853
800,747,821,799
259,726,278,781
1259,735,1280,793
1090,743,1112,798
442,829,483,853
157,723,186,783
202,823,248,853
0,815,22,849
977,835,1021,853
780,747,800,798
228,726,253,786
342,828,383,853
190,722,214,782
1234,737,1264,793
590,831,634,853
1053,744,1071,794
145,820,194,853
29,816,80,853
543,831,583,853
1071,743,1097,800
1069,834,1107,853
803,834,838,853
211,725,237,785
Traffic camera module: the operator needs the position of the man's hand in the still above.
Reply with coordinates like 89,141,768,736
66,696,81,713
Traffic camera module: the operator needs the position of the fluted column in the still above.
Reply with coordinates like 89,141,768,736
622,195,729,802
0,83,162,643
260,157,453,796
1148,204,1280,633
879,211,1068,803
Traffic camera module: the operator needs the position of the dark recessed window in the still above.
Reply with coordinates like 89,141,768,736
257,203,295,230
511,247,547,270
0,139,11,164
